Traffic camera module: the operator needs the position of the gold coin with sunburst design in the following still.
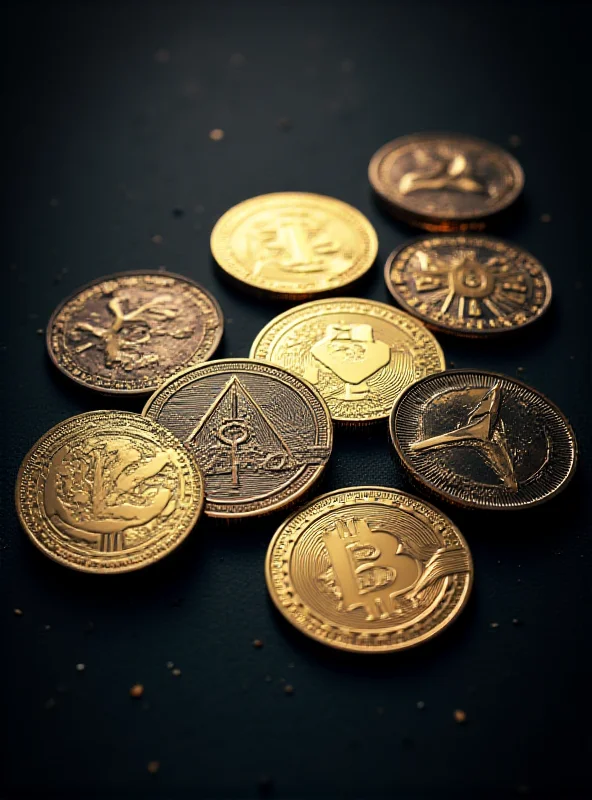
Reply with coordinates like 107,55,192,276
250,298,445,423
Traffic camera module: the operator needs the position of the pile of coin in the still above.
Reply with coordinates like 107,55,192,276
15,133,577,654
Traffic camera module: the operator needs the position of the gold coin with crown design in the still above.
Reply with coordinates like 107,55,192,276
210,192,378,298
265,486,473,653
250,298,445,423
15,411,205,573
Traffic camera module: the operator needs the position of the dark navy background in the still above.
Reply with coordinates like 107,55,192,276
2,1,590,798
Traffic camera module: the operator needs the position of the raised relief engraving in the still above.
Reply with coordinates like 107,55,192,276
399,149,488,197
45,438,177,552
319,517,469,621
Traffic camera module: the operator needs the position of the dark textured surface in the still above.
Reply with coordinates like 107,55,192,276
1,1,591,798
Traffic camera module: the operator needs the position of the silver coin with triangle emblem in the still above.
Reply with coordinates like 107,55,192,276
143,359,333,517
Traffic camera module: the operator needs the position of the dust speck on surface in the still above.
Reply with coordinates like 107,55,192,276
154,48,169,63
171,668,181,677
36,328,43,335
277,117,293,131
75,663,85,672
512,618,522,626
166,661,174,670
130,684,144,698
43,624,51,630
453,709,467,723
44,698,56,710
253,639,263,649
284,684,294,695
416,700,425,710
147,760,160,774
13,608,23,616
490,622,500,629
151,234,163,245
172,208,184,219
509,134,521,147
49,197,59,207
540,213,552,223
209,128,225,141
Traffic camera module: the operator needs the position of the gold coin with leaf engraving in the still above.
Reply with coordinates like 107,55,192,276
385,235,552,336
250,298,445,422
266,486,473,653
369,133,524,230
210,192,378,298
15,411,205,573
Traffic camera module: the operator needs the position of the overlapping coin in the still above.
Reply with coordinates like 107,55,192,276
385,235,552,336
15,411,205,573
390,370,577,510
142,359,333,517
369,133,524,230
210,192,378,298
47,271,224,394
266,486,473,653
250,298,445,423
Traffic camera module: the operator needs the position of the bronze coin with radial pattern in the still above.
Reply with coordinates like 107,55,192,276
266,486,473,653
369,133,524,230
384,235,552,336
47,271,224,394
390,370,577,510
143,359,333,517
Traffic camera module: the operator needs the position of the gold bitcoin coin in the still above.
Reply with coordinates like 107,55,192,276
15,411,205,573
142,359,333,517
390,370,577,510
47,271,224,394
385,235,552,336
210,192,378,298
265,486,473,653
250,298,445,423
369,133,524,230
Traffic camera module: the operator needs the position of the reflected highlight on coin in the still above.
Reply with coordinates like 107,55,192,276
142,359,333,517
390,370,577,509
265,486,473,653
15,411,205,573
385,236,552,336
47,272,224,394
210,192,378,298
250,298,445,422
369,133,524,230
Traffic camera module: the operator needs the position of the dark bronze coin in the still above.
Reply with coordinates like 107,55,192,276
369,133,524,230
390,370,577,510
384,235,552,336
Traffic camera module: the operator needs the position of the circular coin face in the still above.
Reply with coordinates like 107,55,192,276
369,133,524,229
210,192,378,298
266,486,473,653
142,359,333,517
390,370,577,510
15,411,205,573
385,235,552,336
250,298,445,422
47,271,224,394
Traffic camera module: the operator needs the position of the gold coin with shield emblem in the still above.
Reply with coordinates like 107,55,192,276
210,193,378,298
265,486,473,653
15,411,205,573
250,298,445,422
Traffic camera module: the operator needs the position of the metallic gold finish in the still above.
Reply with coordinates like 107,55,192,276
47,271,224,394
385,236,552,336
210,192,378,298
390,370,577,510
15,411,205,573
250,298,445,423
142,359,333,517
369,133,524,230
265,486,473,653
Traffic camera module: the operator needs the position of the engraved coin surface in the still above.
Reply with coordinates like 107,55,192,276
210,192,378,298
385,236,552,336
47,272,224,394
250,298,445,422
15,411,205,573
390,370,577,510
142,359,333,517
369,133,524,230
266,486,473,653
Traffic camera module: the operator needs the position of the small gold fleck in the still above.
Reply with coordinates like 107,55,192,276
509,134,521,147
166,661,174,669
130,684,144,698
540,213,552,223
284,684,294,695
13,608,23,616
490,622,500,629
36,328,43,335
171,668,181,677
75,663,86,672
147,760,160,774
151,234,163,245
209,128,225,141
516,366,525,373
253,639,263,648
453,709,467,723
154,49,169,64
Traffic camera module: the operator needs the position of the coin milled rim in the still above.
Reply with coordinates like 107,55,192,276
265,485,474,653
384,235,553,337
46,270,224,395
142,358,334,518
250,296,446,422
210,192,379,298
15,410,205,574
368,132,525,223
389,369,578,510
